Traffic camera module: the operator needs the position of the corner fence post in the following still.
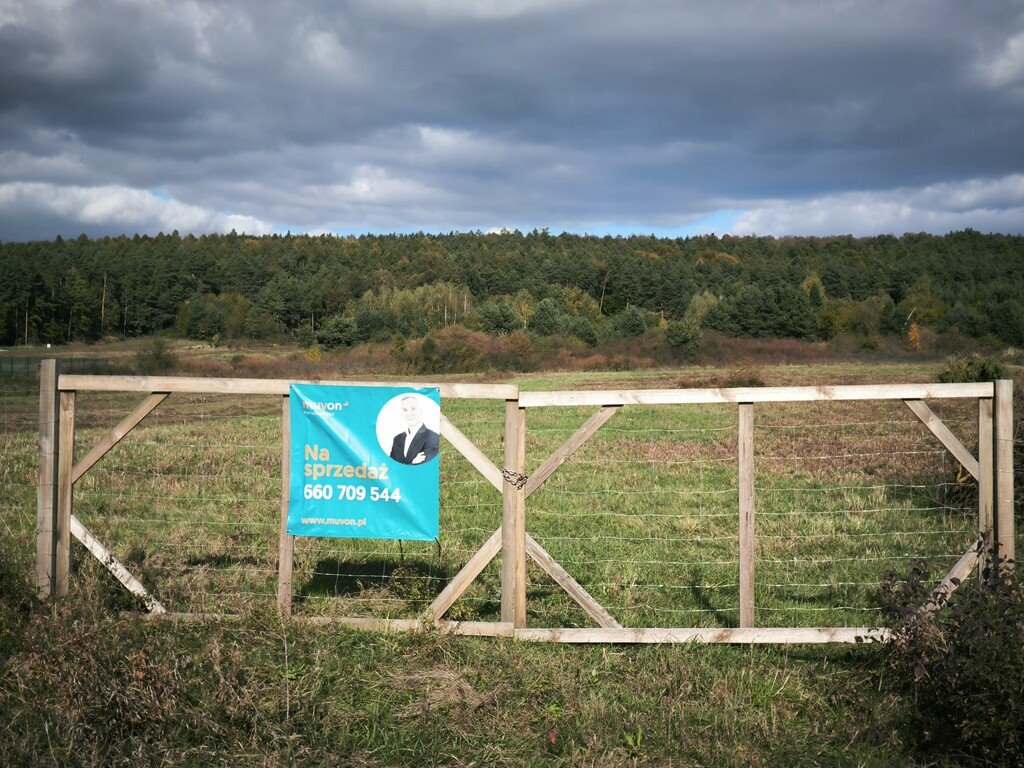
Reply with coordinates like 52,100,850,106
994,379,1015,571
35,359,60,599
501,398,526,627
738,402,755,628
278,394,294,618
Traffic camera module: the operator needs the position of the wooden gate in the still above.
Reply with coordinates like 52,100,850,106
35,360,1014,643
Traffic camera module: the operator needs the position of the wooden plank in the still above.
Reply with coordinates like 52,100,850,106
501,401,527,627
904,399,979,481
994,379,1015,569
524,406,620,498
512,627,892,644
55,390,75,597
302,617,515,637
277,396,294,618
36,359,59,599
923,538,983,614
440,414,503,491
60,374,518,400
514,406,527,624
70,515,166,614
138,612,515,637
72,393,168,483
525,534,621,629
423,527,502,620
519,383,993,408
978,398,994,580
738,403,755,628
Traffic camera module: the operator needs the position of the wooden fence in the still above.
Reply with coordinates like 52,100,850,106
35,360,1015,644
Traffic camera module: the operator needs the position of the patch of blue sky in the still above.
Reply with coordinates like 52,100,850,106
574,209,744,239
274,209,746,239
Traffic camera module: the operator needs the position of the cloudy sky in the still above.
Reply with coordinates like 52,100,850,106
2,0,1023,241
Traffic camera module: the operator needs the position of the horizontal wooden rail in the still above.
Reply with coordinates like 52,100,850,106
513,627,892,643
60,374,518,400
139,613,515,637
519,383,993,408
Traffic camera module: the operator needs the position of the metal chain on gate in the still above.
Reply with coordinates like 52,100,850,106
500,467,529,489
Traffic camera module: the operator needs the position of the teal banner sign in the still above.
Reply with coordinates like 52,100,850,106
288,384,440,540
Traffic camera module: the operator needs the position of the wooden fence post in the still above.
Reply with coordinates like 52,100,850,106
501,399,526,627
35,359,60,599
738,402,755,628
55,388,75,597
994,379,1015,571
278,395,294,618
978,396,994,579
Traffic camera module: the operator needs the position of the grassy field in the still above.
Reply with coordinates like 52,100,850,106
0,357,1019,765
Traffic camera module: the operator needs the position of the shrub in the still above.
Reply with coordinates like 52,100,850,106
604,305,647,339
318,314,357,349
296,322,315,349
486,330,534,371
938,353,1006,383
716,366,766,388
135,338,178,374
665,319,701,358
414,326,490,373
563,316,598,347
478,300,521,336
881,564,1024,765
527,298,564,336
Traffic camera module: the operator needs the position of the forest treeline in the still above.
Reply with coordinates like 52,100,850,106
2,228,1023,350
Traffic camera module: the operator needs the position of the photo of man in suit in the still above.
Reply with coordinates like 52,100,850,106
389,394,439,465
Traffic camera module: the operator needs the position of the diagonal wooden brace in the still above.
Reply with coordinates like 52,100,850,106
71,514,166,614
921,536,985,615
903,399,979,481
440,413,503,491
525,533,621,629
73,393,168,484
422,527,502,621
524,405,620,498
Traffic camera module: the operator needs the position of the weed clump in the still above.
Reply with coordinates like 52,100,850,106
938,353,1005,383
881,563,1024,765
135,338,179,374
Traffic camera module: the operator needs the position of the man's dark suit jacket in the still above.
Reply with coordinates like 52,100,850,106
390,425,440,465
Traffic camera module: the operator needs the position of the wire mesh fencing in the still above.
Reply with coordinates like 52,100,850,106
45,389,509,619
522,398,981,629
3,370,1011,638
0,375,42,562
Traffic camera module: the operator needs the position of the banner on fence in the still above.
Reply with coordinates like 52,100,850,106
288,384,440,540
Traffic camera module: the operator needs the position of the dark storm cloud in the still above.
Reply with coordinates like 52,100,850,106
1,0,1023,240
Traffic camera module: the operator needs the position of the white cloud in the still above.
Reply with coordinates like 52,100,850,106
729,175,1024,236
976,31,1024,88
315,165,445,206
0,150,89,181
360,0,590,21
0,182,273,236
